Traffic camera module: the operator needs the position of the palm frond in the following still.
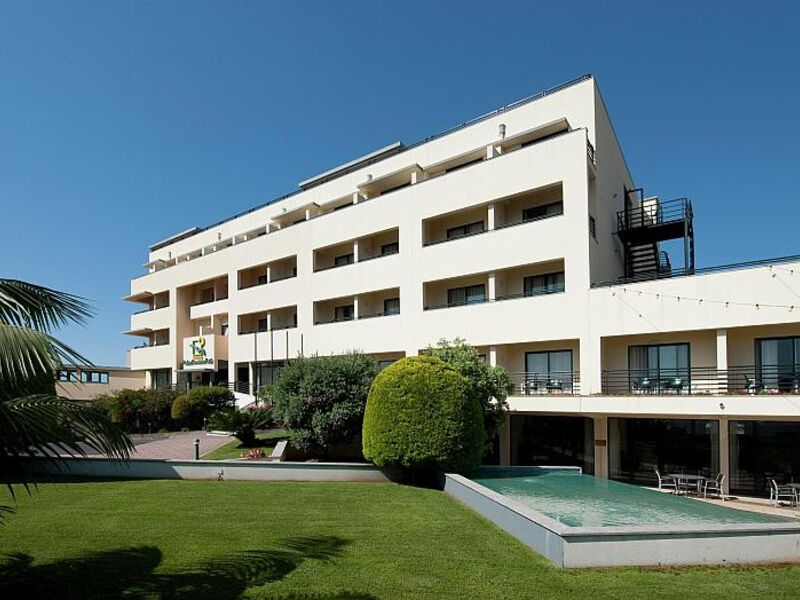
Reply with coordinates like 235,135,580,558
0,324,92,398
0,279,93,331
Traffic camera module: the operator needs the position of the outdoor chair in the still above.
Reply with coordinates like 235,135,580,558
523,377,541,395
547,378,563,393
662,377,685,394
654,469,677,493
744,374,763,394
632,377,652,394
702,473,726,500
769,479,797,507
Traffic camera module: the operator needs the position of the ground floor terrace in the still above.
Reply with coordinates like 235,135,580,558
498,413,800,498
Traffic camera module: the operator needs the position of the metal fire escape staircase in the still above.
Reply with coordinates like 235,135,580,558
616,188,694,281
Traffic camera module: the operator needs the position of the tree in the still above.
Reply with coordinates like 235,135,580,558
171,386,235,430
271,352,378,455
362,355,485,473
0,279,132,516
426,338,512,446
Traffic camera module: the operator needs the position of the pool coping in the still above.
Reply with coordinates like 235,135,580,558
444,468,800,567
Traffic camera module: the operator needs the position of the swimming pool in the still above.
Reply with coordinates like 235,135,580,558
444,467,800,567
472,467,787,528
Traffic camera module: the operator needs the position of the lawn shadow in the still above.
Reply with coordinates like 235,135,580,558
0,535,375,599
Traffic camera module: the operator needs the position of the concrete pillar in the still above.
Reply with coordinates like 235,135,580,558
487,272,497,302
580,335,602,395
487,202,496,231
719,417,730,495
499,416,511,466
716,329,728,394
488,345,498,367
352,192,360,205
266,312,272,332
266,264,272,284
353,295,359,320
353,239,360,262
411,170,421,185
593,416,609,478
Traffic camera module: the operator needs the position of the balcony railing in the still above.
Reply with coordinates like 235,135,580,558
602,366,800,395
191,295,228,307
510,371,580,396
616,197,692,232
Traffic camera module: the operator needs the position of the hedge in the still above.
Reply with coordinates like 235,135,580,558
171,386,235,429
362,355,485,473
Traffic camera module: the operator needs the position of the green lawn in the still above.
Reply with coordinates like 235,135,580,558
2,480,800,599
202,431,289,460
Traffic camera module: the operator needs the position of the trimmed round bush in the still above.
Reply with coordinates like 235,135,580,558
362,355,485,473
171,386,234,429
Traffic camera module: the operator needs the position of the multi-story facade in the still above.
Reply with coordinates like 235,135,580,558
125,75,800,497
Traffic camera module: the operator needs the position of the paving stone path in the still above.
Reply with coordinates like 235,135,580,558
124,431,233,460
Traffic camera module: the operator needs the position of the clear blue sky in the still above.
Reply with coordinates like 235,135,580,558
1,1,799,365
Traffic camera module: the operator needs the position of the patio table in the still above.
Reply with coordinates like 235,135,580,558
668,473,706,495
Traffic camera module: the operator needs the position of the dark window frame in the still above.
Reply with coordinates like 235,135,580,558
383,297,400,315
447,283,486,307
522,201,563,223
446,220,485,241
523,271,565,296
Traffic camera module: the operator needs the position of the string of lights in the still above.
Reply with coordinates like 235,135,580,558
611,286,796,312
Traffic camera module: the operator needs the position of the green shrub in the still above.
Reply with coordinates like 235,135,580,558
93,388,179,433
271,352,378,454
426,338,513,451
209,406,273,445
171,386,234,430
362,355,485,473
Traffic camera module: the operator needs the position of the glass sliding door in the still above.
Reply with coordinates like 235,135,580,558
627,343,690,393
511,415,594,474
524,350,573,393
729,420,800,497
755,337,800,392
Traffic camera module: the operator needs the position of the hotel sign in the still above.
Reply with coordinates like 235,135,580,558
182,335,215,370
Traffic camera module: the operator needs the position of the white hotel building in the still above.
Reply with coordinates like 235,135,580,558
126,75,800,497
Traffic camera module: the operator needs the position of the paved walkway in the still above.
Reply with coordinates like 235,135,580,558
125,431,233,460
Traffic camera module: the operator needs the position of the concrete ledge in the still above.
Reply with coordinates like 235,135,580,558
444,471,800,568
25,457,389,482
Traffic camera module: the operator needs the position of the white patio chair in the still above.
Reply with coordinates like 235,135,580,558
702,473,726,500
654,469,677,493
769,479,797,507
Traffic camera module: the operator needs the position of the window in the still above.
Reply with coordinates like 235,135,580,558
524,272,565,296
57,370,78,382
383,298,400,315
524,350,574,393
153,369,171,390
446,221,485,240
755,337,800,391
334,253,354,267
334,202,353,211
257,318,269,332
628,343,690,393
220,323,229,336
522,201,563,222
447,284,486,307
335,304,355,322
254,361,287,388
81,371,109,384
257,273,268,285
381,242,399,256
378,359,396,371
589,215,597,240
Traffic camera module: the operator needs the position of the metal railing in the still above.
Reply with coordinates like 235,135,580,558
587,140,596,165
617,197,692,232
133,304,169,315
602,366,800,395
592,253,800,288
510,371,580,396
358,248,399,262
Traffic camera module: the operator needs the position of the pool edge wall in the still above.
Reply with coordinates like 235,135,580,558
443,473,800,568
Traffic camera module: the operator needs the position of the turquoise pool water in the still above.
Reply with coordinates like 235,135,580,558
472,468,790,528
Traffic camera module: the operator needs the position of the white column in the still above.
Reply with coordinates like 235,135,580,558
266,312,272,332
580,335,602,395
353,295,359,320
716,328,728,394
411,170,421,184
719,417,730,495
487,202,496,231
593,416,609,478
353,239,360,262
352,192,360,205
266,264,272,284
488,345,498,367
487,272,497,302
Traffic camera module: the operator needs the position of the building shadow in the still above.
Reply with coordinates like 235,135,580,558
0,535,376,599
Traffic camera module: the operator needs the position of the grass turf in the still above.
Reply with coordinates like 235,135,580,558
202,431,289,460
2,480,800,599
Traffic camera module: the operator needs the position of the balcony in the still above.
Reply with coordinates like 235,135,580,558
130,343,173,370
239,256,297,290
314,228,399,272
601,366,800,395
509,371,581,396
314,288,399,325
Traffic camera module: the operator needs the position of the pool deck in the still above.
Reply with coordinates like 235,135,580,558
445,469,800,568
654,489,800,521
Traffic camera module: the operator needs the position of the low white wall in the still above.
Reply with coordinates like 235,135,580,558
26,457,389,482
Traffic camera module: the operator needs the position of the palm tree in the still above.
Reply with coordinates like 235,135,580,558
0,279,132,516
